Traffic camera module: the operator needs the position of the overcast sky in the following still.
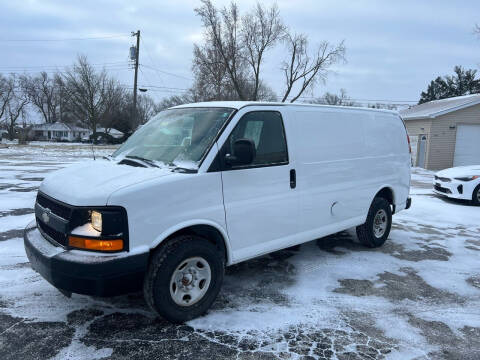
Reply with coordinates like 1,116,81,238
1,0,479,107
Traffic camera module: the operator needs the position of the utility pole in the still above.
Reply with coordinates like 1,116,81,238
131,30,140,128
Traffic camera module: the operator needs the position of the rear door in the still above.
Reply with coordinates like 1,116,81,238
217,108,299,262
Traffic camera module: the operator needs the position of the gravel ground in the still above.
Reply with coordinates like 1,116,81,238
0,142,479,360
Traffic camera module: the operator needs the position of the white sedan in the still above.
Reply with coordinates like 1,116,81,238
433,165,480,205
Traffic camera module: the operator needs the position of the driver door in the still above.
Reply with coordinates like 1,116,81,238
217,109,299,262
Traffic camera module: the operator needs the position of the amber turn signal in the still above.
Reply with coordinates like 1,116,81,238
68,236,124,251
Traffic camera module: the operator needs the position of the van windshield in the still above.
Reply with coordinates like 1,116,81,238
112,107,234,169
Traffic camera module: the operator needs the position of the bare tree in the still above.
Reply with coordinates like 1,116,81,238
195,0,249,100
191,1,345,103
368,103,397,110
155,93,196,112
281,34,345,102
19,72,61,124
242,3,285,100
0,74,14,123
62,55,124,135
192,42,230,100
310,88,356,106
2,75,29,140
99,78,126,133
136,94,157,125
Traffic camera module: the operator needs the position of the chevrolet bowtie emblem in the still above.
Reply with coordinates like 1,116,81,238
42,209,51,223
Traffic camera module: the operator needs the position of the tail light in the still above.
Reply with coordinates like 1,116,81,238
400,116,412,154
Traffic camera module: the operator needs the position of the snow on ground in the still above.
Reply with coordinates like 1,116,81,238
1,142,480,359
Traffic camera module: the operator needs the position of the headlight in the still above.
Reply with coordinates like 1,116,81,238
91,210,102,232
69,207,128,252
454,175,479,181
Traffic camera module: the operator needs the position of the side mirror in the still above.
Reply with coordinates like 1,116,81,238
225,138,256,166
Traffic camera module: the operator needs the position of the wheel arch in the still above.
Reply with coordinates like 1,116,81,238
472,183,480,205
373,186,396,213
150,220,232,265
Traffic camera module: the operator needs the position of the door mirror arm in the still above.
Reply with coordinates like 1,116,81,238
224,138,256,167
224,153,238,165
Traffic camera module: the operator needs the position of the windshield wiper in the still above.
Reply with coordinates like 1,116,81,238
171,166,197,174
125,155,159,168
168,162,197,173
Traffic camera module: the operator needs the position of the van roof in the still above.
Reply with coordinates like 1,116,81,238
171,101,399,115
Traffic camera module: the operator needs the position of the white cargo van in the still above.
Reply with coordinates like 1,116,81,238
24,102,411,322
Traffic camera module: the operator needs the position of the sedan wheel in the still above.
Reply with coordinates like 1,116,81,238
473,185,480,206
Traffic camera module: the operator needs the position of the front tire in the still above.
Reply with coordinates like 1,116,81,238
143,235,224,323
356,197,392,248
472,184,480,206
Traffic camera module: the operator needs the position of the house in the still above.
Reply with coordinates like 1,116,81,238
30,123,91,142
400,94,480,170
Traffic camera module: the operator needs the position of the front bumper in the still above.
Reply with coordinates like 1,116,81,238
24,222,149,297
432,178,470,200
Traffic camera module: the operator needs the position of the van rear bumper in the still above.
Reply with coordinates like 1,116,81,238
24,223,148,297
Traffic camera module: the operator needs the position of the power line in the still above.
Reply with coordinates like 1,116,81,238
139,37,165,87
137,84,189,91
0,67,132,76
0,34,130,42
0,61,128,69
0,62,129,71
0,62,416,104
0,61,133,76
141,64,192,81
139,37,192,82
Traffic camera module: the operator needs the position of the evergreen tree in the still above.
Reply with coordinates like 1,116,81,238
419,66,480,104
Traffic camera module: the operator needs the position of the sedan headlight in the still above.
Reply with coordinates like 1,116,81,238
454,175,479,181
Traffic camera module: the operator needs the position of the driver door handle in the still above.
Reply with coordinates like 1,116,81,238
290,169,296,189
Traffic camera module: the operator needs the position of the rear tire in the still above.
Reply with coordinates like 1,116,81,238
143,235,224,323
472,185,480,206
356,197,392,248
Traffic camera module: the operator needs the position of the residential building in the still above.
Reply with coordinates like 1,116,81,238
30,123,91,142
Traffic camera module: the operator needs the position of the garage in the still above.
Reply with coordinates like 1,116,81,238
454,124,480,166
401,94,480,170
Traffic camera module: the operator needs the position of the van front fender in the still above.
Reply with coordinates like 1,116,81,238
150,219,233,265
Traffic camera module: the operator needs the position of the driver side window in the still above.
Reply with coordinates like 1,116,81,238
223,111,288,168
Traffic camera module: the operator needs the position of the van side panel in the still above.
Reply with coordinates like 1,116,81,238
364,113,410,208
293,108,410,239
293,109,371,235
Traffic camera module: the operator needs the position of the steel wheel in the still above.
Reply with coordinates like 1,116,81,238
169,256,211,307
373,209,388,238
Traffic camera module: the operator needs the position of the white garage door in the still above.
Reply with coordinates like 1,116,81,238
453,124,480,166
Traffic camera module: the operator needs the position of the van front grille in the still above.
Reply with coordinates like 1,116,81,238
37,217,68,246
36,193,72,220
